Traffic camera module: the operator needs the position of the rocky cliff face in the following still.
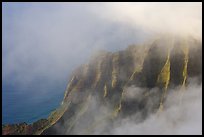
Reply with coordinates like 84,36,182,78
2,36,202,135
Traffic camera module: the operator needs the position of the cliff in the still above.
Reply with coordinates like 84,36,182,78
2,36,202,135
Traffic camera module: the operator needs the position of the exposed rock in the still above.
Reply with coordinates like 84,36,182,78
2,36,202,135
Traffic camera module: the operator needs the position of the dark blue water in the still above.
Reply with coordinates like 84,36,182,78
2,80,66,124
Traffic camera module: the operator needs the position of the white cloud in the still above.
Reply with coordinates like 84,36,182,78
95,2,202,39
2,3,202,127
3,2,201,88
111,83,202,135
3,3,151,89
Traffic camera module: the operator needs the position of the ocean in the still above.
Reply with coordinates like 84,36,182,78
2,82,65,125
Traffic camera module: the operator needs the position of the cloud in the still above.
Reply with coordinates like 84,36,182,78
110,83,202,135
95,2,202,39
3,2,202,90
3,2,152,124
64,81,202,135
3,2,202,85
3,3,151,88
2,2,202,124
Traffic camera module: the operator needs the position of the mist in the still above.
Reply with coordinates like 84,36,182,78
96,2,202,39
64,79,202,135
2,2,202,126
2,3,150,123
3,2,202,90
110,83,202,135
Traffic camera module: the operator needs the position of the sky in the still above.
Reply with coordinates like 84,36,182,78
2,2,202,124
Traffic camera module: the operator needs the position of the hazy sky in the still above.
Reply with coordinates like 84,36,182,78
2,2,202,124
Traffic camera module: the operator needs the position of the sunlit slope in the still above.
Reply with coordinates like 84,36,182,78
41,36,201,135
2,36,201,135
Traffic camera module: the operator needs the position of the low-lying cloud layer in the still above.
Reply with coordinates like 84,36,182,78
67,80,202,135
111,84,202,135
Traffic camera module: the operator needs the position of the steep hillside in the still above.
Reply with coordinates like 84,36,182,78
2,36,202,135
